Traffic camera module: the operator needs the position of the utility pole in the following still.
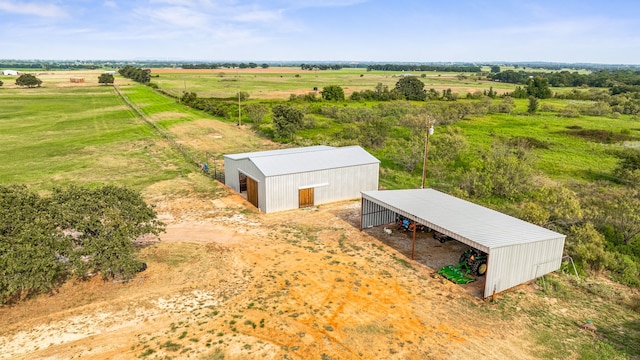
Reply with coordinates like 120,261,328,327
421,116,435,189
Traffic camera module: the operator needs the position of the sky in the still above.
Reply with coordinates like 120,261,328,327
1,0,639,64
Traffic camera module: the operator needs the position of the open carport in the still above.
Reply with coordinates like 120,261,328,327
360,189,566,298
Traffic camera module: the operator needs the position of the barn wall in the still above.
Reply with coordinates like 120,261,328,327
224,158,268,211
484,237,565,297
263,163,379,213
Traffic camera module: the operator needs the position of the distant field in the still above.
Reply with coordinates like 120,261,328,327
150,67,517,99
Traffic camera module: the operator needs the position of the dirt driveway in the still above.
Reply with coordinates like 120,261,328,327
0,188,535,359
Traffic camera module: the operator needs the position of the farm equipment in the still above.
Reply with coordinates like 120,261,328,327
396,215,429,232
459,249,488,276
433,231,452,243
437,249,488,284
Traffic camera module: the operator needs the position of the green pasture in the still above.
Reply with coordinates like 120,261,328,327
0,87,189,190
457,111,627,181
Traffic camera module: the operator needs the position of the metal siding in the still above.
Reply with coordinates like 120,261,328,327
484,237,565,296
263,163,379,213
361,198,396,228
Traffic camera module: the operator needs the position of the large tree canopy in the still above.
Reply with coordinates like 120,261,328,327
395,76,426,101
15,73,42,88
0,184,164,304
320,85,345,101
98,73,115,85
272,104,304,141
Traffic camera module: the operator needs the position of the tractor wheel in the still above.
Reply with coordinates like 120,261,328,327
459,253,467,264
474,261,487,276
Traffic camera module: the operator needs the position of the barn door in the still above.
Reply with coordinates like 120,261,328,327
299,188,314,208
246,177,258,208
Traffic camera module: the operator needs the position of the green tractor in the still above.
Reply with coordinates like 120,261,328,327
459,249,488,276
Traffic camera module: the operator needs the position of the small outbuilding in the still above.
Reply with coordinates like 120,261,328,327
361,189,566,298
224,146,379,213
2,70,19,76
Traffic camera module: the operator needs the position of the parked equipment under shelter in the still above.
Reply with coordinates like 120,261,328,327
360,189,566,298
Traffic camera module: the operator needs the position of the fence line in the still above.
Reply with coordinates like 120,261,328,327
113,86,224,183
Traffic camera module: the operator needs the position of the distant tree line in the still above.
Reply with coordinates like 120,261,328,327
366,64,482,72
489,69,640,88
119,65,151,84
300,64,343,70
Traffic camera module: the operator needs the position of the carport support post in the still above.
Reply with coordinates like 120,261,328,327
411,221,417,260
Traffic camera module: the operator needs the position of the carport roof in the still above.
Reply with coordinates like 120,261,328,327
362,189,565,252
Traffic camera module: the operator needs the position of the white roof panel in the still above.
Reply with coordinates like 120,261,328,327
250,146,379,177
224,145,333,161
362,189,564,251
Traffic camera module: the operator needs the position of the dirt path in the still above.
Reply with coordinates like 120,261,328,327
0,191,537,359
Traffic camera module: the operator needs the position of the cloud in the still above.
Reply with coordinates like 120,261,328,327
0,0,67,17
103,1,117,9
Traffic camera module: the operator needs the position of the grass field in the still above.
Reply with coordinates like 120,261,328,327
0,86,191,190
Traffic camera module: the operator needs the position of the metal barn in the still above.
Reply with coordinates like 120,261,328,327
224,146,380,213
360,189,566,298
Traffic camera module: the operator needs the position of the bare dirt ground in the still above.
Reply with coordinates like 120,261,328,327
0,178,539,360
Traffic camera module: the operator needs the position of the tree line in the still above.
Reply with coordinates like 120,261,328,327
490,69,640,88
119,65,151,84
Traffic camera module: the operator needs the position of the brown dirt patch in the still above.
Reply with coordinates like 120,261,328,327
0,184,538,359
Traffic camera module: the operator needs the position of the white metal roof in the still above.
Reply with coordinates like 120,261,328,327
362,189,564,251
247,146,380,177
224,145,333,161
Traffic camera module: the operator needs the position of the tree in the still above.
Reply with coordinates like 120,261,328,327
237,91,250,101
490,65,501,73
272,104,304,141
0,79,3,87
49,185,164,280
395,76,426,101
98,73,114,85
526,76,552,99
497,96,515,113
244,103,269,126
589,189,640,245
460,140,536,199
359,113,395,148
527,96,538,113
521,185,583,229
320,85,345,101
388,133,424,172
15,73,42,88
0,184,163,304
0,185,69,304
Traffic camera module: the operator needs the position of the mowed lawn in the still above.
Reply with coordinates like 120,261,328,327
0,87,187,190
